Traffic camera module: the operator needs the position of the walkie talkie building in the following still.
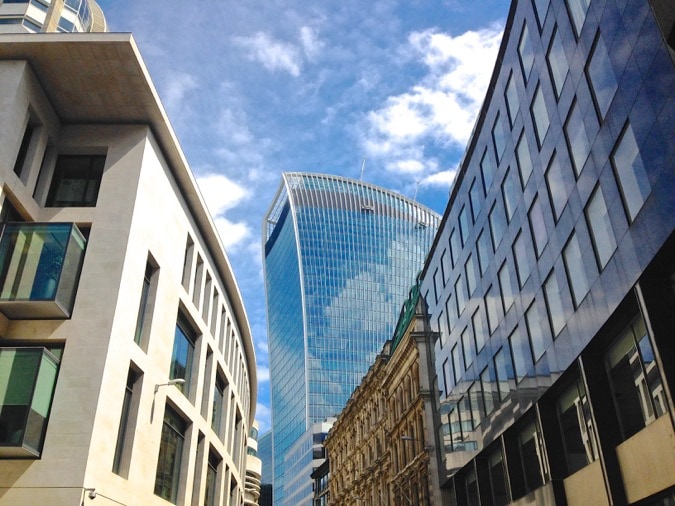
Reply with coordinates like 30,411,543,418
263,173,441,505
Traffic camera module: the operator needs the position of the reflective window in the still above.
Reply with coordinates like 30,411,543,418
477,229,491,276
509,325,533,382
488,449,509,506
486,284,501,334
466,467,480,506
499,261,515,313
481,148,495,192
505,72,519,127
533,0,549,27
212,376,226,435
567,0,591,37
489,202,506,250
513,231,531,288
433,269,442,302
492,111,507,162
451,344,462,384
545,150,573,220
516,131,533,187
135,260,158,346
606,315,667,440
443,358,453,395
518,23,535,82
446,296,457,334
528,194,548,257
461,327,475,369
494,347,512,401
481,367,496,416
531,85,550,147
472,307,487,352
502,168,518,222
557,379,599,475
113,368,140,475
587,33,617,120
518,419,549,492
547,26,569,98
205,452,220,506
438,310,449,348
565,101,591,176
459,205,470,246
563,231,590,307
586,185,616,268
455,276,467,317
171,314,196,395
525,301,549,362
611,122,650,221
465,253,479,296
450,229,461,268
441,249,452,284
544,270,567,337
46,155,105,207
469,178,483,221
154,406,187,503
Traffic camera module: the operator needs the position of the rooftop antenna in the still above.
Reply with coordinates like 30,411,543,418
413,179,421,202
359,158,366,181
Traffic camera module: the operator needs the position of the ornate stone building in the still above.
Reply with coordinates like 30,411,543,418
325,285,446,505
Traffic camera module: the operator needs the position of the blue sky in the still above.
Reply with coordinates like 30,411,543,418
98,0,510,432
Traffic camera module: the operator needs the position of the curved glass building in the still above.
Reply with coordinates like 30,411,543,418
263,172,441,505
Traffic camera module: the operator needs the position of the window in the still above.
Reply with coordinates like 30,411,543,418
525,301,549,362
516,131,533,186
154,406,188,503
46,155,105,207
205,451,220,506
466,467,480,506
446,296,457,333
544,270,567,337
441,249,451,284
586,185,617,269
611,122,650,221
557,379,599,475
13,123,35,178
528,194,548,257
565,101,591,176
545,150,573,220
494,347,512,401
606,315,666,440
501,168,518,222
486,284,501,334
212,376,226,435
477,229,491,276
547,26,569,98
0,346,60,457
587,33,618,119
513,231,531,288
480,367,496,416
505,72,519,127
518,419,549,492
450,229,461,268
438,310,449,347
171,314,196,395
563,232,590,307
455,276,467,317
472,308,487,352
492,111,507,162
451,344,461,384
433,269,442,302
498,261,515,313
459,206,470,246
489,202,506,250
113,368,140,475
509,326,533,382
469,178,483,222
480,148,495,192
465,253,478,296
461,327,475,369
442,359,453,396
518,23,535,82
531,85,550,148
488,449,509,506
567,0,590,37
135,259,158,346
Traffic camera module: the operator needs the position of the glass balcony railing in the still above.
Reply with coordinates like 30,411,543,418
0,223,86,319
0,346,61,458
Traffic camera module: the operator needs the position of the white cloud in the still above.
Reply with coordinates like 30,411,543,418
421,168,457,187
300,26,323,60
255,402,271,432
361,23,503,181
233,31,303,76
196,173,250,215
213,216,252,252
257,365,270,383
161,73,199,124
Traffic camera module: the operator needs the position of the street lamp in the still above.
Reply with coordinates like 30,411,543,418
401,435,434,452
154,378,185,394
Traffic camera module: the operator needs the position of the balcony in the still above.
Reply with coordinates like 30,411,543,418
0,346,61,458
0,223,86,319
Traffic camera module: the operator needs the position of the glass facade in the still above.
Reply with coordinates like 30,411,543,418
263,173,439,505
420,0,674,502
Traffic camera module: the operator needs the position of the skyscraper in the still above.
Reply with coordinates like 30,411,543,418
0,0,106,34
263,172,441,505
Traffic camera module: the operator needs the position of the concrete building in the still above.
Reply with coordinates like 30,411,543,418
419,0,675,503
325,284,445,506
263,173,440,505
245,421,262,506
0,0,106,34
0,33,256,506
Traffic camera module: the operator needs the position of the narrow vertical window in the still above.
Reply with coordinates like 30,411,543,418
154,406,188,503
489,202,506,250
505,72,520,127
563,231,590,307
486,284,501,334
567,0,591,37
544,270,567,337
518,23,535,82
205,451,220,506
509,325,533,382
528,194,548,257
441,249,452,285
465,252,478,296
501,168,518,222
135,259,158,347
494,347,512,401
480,367,495,415
525,301,549,362
565,101,591,176
472,308,487,352
492,111,507,162
557,378,599,475
469,178,482,221
459,205,470,246
181,236,194,290
488,449,509,505
513,230,531,288
547,26,569,98
611,122,650,221
516,131,533,186
450,229,461,268
455,276,467,317
480,148,495,192
477,229,491,276
545,150,573,220
113,368,141,476
13,123,35,178
451,344,461,384
461,327,475,370
587,33,618,119
518,419,549,492
585,185,616,268
171,313,196,396
498,261,515,313
531,85,550,148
